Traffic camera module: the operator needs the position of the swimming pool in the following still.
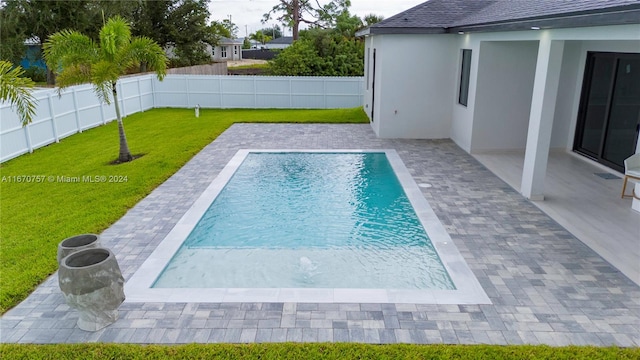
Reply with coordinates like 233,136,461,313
153,152,454,289
126,149,490,304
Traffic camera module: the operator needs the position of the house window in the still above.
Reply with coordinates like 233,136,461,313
458,49,472,106
221,46,227,58
234,46,238,55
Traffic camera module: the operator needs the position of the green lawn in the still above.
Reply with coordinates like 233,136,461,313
0,108,368,313
1,343,638,359
227,63,269,70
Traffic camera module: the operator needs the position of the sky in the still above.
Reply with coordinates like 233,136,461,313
208,0,425,37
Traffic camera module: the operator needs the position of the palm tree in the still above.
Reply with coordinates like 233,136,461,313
43,16,167,163
0,61,37,126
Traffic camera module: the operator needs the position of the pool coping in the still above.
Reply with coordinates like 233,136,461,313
125,149,491,305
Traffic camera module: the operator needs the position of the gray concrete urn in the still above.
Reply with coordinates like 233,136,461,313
57,234,100,264
58,247,125,331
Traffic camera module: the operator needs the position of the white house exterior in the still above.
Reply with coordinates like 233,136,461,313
212,37,243,61
265,36,294,49
358,0,640,209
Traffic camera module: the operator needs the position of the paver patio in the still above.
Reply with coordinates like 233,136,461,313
1,124,638,345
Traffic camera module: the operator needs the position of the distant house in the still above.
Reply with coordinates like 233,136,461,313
212,37,243,61
20,37,46,71
247,39,261,49
264,37,293,49
357,0,640,201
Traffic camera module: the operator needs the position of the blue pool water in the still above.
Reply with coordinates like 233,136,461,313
153,152,454,289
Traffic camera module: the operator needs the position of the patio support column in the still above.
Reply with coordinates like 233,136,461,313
521,37,564,200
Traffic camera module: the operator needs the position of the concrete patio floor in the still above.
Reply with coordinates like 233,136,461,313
1,124,639,345
474,150,640,286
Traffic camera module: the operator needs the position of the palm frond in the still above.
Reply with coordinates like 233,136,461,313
54,64,93,94
0,61,37,126
100,16,132,60
121,37,168,80
90,61,120,104
93,80,113,105
43,30,98,89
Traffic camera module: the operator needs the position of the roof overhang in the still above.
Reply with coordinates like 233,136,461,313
356,26,448,37
359,6,640,36
453,7,640,33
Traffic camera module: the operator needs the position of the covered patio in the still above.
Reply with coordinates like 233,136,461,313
474,150,640,285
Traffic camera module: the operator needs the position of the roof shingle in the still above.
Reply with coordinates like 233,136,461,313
366,0,640,34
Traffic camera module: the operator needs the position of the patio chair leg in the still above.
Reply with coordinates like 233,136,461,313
621,176,628,198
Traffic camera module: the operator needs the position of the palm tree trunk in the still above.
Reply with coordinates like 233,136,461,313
46,68,56,86
112,81,133,162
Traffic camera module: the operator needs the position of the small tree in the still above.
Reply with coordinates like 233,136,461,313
250,30,272,45
0,61,37,126
44,16,167,163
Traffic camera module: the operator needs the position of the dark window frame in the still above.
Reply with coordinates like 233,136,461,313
458,49,472,106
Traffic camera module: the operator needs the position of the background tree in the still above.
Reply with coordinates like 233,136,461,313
267,9,381,76
2,0,139,83
132,0,213,67
268,9,383,76
3,0,92,84
334,10,363,38
263,0,350,41
44,17,167,163
221,18,239,38
363,14,384,27
0,5,28,64
208,20,232,39
0,61,37,126
249,30,272,45
269,27,363,76
259,25,283,39
168,0,213,66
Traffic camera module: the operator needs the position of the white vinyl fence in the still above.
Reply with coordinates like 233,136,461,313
1,75,364,162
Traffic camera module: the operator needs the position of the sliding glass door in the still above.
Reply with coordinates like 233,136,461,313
574,52,640,172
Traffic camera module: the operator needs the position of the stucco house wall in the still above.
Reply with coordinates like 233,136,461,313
446,25,640,154
471,41,539,152
364,34,457,139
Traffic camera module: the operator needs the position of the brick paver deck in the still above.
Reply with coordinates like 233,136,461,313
2,124,638,345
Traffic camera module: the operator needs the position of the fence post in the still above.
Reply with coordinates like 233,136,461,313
72,88,82,133
137,77,144,112
219,76,224,108
48,93,60,143
23,123,33,153
323,78,327,109
185,76,190,108
151,75,157,108
289,77,293,108
253,77,257,108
